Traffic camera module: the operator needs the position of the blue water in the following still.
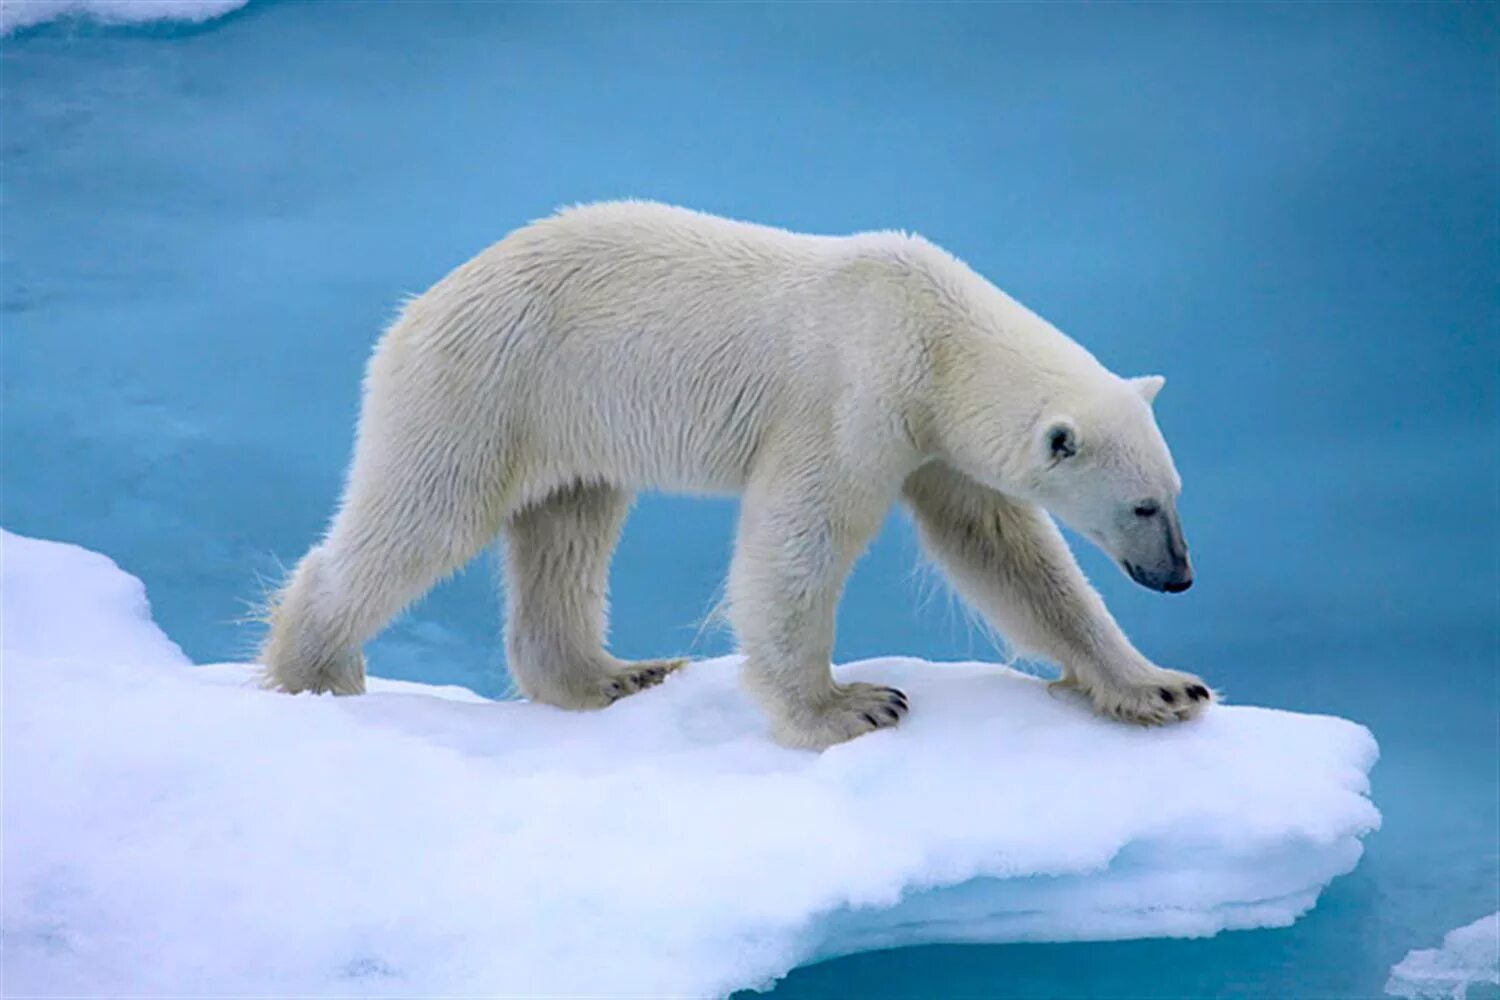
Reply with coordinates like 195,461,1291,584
3,2,1495,995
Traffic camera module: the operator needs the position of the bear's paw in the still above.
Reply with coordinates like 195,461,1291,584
1067,667,1215,727
772,682,909,750
602,658,687,705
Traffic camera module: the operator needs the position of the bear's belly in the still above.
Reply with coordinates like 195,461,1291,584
522,374,777,497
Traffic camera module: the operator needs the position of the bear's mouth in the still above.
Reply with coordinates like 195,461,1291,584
1122,560,1193,594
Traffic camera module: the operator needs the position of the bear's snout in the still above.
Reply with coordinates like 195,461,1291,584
1121,506,1193,593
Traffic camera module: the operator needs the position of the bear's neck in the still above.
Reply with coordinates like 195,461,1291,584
902,241,1119,489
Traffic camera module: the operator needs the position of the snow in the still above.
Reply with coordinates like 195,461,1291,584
2,529,1381,997
1387,913,1500,999
0,0,246,35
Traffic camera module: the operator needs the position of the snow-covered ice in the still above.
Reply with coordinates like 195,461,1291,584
1387,913,1500,999
0,0,246,35
2,529,1381,996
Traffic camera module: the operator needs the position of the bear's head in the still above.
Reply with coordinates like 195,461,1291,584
1019,375,1193,594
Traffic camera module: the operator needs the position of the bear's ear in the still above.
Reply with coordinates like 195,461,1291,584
1131,375,1165,404
1043,417,1078,464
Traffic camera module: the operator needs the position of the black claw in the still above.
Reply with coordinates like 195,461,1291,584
861,712,878,727
1189,684,1209,701
1159,687,1175,704
883,707,900,723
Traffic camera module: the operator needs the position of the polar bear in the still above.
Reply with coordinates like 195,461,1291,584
260,201,1210,749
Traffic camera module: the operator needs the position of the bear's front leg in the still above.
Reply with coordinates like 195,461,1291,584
903,462,1214,726
728,471,907,750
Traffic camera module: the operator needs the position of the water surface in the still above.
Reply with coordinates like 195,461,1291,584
3,3,1496,995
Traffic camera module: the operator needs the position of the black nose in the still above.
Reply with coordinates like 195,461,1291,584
1162,574,1193,594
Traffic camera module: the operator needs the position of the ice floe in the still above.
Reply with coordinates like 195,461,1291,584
2,530,1381,996
0,0,247,35
1387,913,1500,999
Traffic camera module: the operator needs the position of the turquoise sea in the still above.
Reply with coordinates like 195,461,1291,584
3,3,1496,995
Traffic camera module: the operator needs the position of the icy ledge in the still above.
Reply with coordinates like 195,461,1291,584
1386,913,1500,999
2,530,1380,997
0,0,247,36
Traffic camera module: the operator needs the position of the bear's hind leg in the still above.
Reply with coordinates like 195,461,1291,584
503,481,683,709
260,414,511,695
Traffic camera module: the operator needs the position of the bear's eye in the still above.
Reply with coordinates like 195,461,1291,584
1133,502,1160,519
1048,426,1077,461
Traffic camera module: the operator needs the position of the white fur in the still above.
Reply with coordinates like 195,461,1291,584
260,201,1212,749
